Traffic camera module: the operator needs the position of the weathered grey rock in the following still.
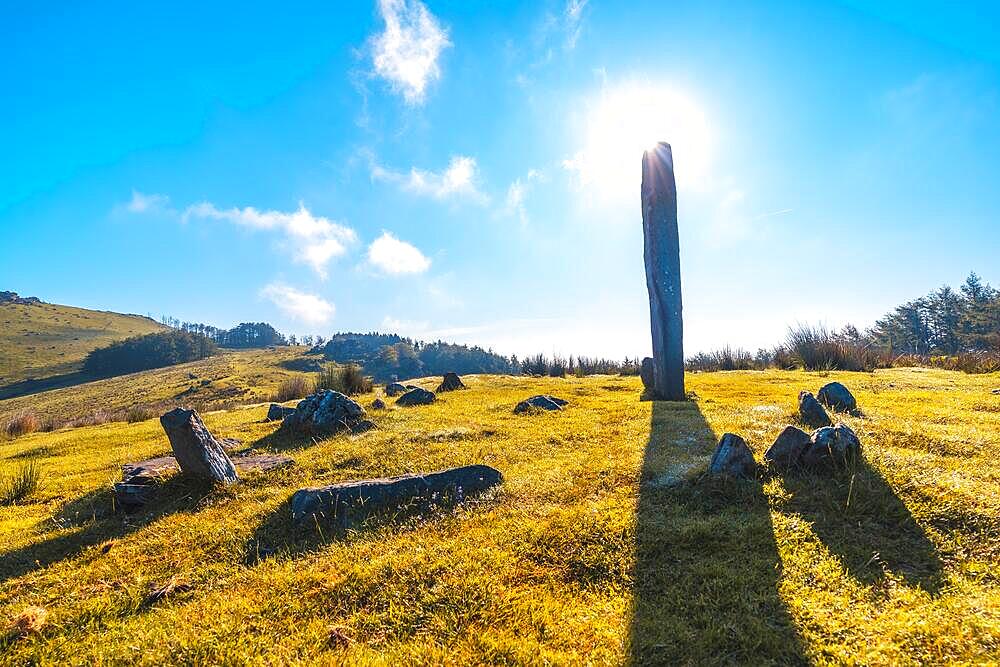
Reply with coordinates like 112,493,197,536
436,372,466,392
350,419,377,434
640,357,655,392
281,390,367,434
799,391,832,429
385,382,408,397
764,426,811,470
266,403,296,421
371,398,386,410
396,387,436,406
818,382,857,413
291,464,503,527
514,395,568,414
801,423,862,469
707,433,756,479
115,452,293,510
159,408,238,484
642,142,685,401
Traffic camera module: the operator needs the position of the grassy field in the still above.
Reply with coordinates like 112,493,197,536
1,368,999,664
0,301,166,389
0,347,314,426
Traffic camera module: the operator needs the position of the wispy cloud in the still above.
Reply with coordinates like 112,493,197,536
564,0,589,50
371,0,451,105
371,155,488,203
259,283,335,326
504,169,543,225
117,190,171,215
182,202,357,279
367,231,432,275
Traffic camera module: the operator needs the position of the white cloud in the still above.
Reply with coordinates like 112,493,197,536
371,155,488,203
564,0,588,50
122,190,170,214
371,0,450,104
259,283,335,326
183,202,357,278
367,231,431,275
380,315,430,335
504,169,543,225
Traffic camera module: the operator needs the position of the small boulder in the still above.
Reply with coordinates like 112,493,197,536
436,372,467,392
385,382,408,397
992,388,1000,395
266,404,296,421
799,391,832,429
371,398,386,410
350,419,377,434
281,390,368,434
818,382,857,413
396,387,436,406
764,426,811,470
159,408,239,484
640,357,655,392
514,395,568,414
707,433,757,479
801,423,862,469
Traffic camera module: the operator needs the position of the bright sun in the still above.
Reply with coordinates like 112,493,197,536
566,82,713,199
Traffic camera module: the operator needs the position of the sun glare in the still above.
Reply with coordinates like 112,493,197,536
566,82,713,199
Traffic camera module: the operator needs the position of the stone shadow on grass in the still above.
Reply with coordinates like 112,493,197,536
628,400,807,666
778,457,944,595
0,476,215,586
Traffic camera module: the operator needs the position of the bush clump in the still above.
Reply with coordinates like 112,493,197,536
3,410,40,438
274,375,315,402
316,363,373,396
1,460,43,505
83,330,217,377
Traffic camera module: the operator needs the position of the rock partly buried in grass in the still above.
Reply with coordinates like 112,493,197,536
160,408,239,484
764,425,811,470
114,453,294,510
799,391,832,429
266,403,296,421
291,464,503,527
436,372,466,392
385,382,408,397
707,433,757,479
282,390,368,434
396,387,436,406
818,381,857,413
371,398,386,410
640,357,655,392
514,395,568,414
801,423,861,470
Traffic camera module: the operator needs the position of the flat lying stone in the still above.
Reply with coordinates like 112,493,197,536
114,453,293,510
514,395,568,414
291,464,502,527
396,387,436,406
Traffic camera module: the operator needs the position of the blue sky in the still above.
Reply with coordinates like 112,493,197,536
2,0,998,357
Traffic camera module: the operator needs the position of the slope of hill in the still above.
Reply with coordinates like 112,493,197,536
0,347,312,425
2,369,999,663
0,297,166,389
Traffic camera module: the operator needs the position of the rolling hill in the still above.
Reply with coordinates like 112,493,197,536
0,295,167,396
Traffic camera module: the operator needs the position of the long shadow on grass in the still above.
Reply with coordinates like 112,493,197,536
0,477,213,586
628,400,807,666
778,458,943,594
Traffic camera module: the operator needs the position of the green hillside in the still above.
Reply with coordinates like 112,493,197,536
0,299,166,389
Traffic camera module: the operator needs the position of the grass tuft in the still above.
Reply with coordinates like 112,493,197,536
1,460,43,505
273,375,315,402
316,363,373,395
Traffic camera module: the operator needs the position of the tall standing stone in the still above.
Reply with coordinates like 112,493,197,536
159,408,239,484
642,142,685,401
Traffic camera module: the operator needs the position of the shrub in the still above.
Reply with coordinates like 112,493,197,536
686,347,755,372
316,363,373,395
785,324,878,372
125,405,157,423
3,410,39,438
274,376,315,402
549,355,568,378
1,460,43,505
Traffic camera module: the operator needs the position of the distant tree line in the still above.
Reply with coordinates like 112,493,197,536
688,272,1000,374
161,317,298,349
518,354,642,377
83,330,218,376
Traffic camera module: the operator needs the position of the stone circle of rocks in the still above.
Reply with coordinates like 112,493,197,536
396,386,436,406
764,422,862,472
385,382,408,397
764,425,812,470
266,403,296,421
281,390,369,434
291,464,503,528
707,433,757,479
436,372,467,392
514,395,568,414
817,381,858,413
798,391,832,429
